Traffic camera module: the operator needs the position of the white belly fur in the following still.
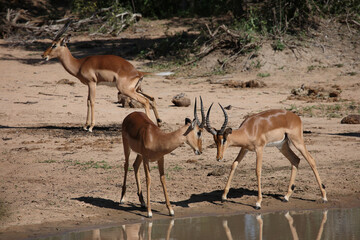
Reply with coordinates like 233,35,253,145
266,134,286,148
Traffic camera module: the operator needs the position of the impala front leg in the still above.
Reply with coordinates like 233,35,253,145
158,157,174,216
120,142,130,204
222,148,248,201
88,82,96,132
84,98,91,131
255,148,264,209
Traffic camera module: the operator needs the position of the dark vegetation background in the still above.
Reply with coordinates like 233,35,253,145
2,0,359,28
1,0,359,71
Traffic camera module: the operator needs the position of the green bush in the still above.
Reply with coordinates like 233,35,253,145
71,0,360,35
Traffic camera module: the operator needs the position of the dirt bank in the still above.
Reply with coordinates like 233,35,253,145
0,19,359,239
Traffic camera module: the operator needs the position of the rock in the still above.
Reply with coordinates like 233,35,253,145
329,91,340,98
117,92,143,108
341,115,360,124
224,80,246,88
291,84,306,96
246,80,266,88
207,167,227,176
172,93,191,107
57,79,75,86
223,79,266,88
289,84,341,101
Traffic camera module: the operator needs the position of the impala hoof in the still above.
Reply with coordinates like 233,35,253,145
282,196,289,202
255,203,261,210
169,209,175,216
147,212,153,218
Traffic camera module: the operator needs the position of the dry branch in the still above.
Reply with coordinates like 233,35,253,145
205,23,243,38
183,23,258,68
1,7,142,40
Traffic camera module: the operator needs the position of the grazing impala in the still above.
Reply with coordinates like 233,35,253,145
42,21,171,132
120,97,205,217
205,103,327,209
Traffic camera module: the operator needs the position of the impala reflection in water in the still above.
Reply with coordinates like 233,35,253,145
38,208,360,240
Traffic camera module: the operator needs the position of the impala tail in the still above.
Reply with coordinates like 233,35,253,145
154,71,174,76
141,71,174,76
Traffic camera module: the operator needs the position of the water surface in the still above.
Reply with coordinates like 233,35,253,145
38,208,360,240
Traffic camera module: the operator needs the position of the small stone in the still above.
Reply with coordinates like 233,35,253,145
172,93,191,107
341,115,360,124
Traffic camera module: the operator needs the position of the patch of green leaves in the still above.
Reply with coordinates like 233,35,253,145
72,160,113,170
272,40,285,51
257,72,270,78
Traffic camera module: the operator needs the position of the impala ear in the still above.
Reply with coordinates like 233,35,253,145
191,119,196,128
224,128,232,136
183,118,194,136
61,34,71,46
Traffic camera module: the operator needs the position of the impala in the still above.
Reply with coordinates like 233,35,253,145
120,97,205,217
42,21,171,132
205,103,327,209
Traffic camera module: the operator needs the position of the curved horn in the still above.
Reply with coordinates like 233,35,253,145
219,103,228,134
205,103,217,135
194,97,200,125
199,96,205,128
53,19,72,41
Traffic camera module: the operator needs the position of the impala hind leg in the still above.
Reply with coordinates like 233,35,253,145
120,138,130,204
125,90,161,126
290,135,327,202
133,155,145,207
143,159,152,218
158,157,174,216
278,141,300,202
255,147,264,209
139,91,162,126
222,148,248,201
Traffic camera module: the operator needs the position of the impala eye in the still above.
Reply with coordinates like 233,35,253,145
51,44,57,49
197,131,202,137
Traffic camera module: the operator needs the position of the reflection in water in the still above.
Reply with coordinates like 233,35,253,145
223,211,328,240
38,208,359,240
222,211,327,240
89,220,174,240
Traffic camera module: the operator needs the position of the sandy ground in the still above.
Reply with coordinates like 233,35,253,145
0,20,360,239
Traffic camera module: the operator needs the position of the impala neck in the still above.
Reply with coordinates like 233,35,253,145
227,128,249,147
58,47,81,77
156,125,189,154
